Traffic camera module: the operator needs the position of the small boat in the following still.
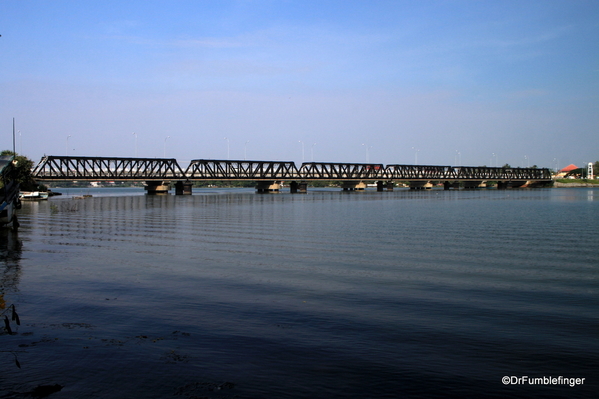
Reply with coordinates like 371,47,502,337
19,191,49,200
0,155,21,229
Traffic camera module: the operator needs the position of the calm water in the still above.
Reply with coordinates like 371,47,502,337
1,187,598,398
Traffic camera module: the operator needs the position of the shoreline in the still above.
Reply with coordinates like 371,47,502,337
553,182,599,187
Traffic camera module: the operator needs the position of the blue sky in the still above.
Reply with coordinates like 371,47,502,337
1,0,597,170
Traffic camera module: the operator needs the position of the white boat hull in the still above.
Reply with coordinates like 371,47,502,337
19,191,49,200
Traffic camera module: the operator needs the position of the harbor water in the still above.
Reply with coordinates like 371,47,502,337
1,187,598,398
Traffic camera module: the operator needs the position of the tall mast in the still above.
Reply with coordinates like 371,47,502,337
12,118,16,155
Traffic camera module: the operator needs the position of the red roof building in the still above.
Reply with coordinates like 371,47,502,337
556,164,580,178
560,164,578,173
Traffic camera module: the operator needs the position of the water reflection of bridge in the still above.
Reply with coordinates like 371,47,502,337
32,156,553,194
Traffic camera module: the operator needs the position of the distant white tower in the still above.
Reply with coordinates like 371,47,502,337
588,162,594,180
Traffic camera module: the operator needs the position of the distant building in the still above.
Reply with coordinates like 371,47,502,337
555,164,579,179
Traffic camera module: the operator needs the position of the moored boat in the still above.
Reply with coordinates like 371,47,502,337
19,191,49,200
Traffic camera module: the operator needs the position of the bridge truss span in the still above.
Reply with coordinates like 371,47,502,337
385,164,553,181
299,162,385,180
184,159,300,181
384,164,459,180
31,156,553,193
32,156,185,181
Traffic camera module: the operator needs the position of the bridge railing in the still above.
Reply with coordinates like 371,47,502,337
184,160,300,180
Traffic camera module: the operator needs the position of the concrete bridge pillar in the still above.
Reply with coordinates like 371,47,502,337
496,181,525,189
409,181,432,190
463,181,483,189
256,181,281,193
175,181,193,195
144,181,170,194
444,181,460,190
289,181,308,193
342,181,367,191
376,181,394,191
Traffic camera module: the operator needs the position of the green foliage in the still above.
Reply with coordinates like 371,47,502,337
0,151,39,191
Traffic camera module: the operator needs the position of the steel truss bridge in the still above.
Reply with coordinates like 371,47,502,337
32,156,553,192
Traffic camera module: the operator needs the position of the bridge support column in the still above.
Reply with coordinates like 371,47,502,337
409,181,432,190
144,181,170,194
497,181,508,189
376,181,394,191
342,181,367,191
289,181,308,193
526,180,552,188
256,181,281,193
175,181,193,195
463,181,483,189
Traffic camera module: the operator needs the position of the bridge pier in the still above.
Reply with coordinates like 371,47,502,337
409,181,432,190
290,181,308,193
525,180,552,188
144,181,170,194
443,181,461,190
256,181,281,193
342,181,367,191
376,181,394,191
175,181,193,195
463,181,483,189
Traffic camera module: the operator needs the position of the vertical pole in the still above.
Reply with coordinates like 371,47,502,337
12,118,16,154
133,132,138,157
